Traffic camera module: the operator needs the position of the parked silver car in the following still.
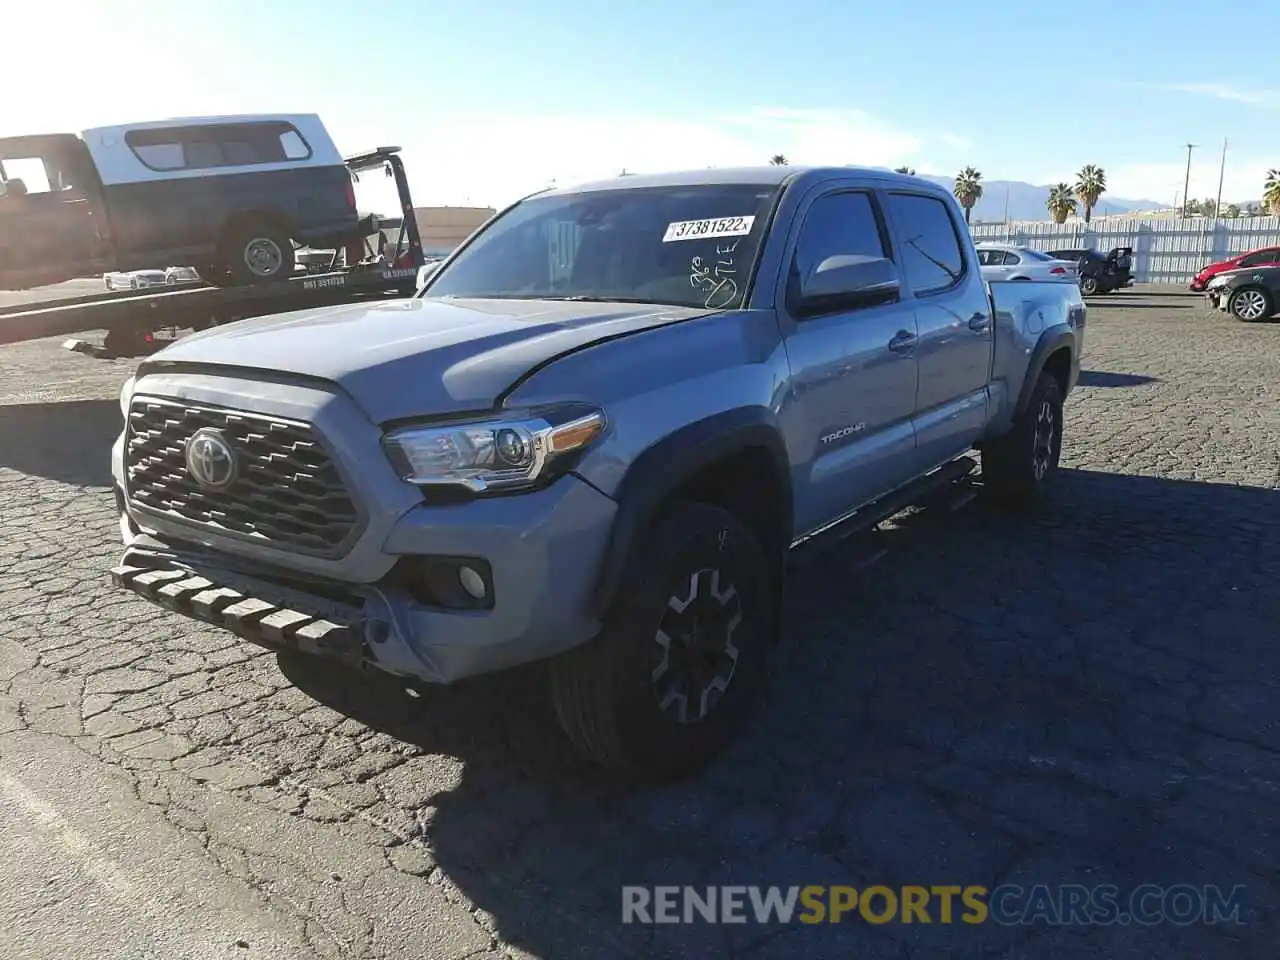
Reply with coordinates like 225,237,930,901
104,269,167,290
976,243,1078,283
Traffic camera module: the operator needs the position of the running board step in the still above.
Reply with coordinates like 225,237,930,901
788,456,978,566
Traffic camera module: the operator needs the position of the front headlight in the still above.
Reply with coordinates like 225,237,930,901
1207,276,1227,290
119,375,135,416
383,404,606,493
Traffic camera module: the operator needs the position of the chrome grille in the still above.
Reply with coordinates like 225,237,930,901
125,398,360,557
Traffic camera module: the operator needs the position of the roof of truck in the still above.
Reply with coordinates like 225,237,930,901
539,165,940,197
80,113,324,138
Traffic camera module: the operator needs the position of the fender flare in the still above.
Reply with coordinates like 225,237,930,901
590,408,792,617
1015,329,1076,416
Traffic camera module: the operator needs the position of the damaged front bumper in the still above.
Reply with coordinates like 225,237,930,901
111,555,368,670
110,468,620,684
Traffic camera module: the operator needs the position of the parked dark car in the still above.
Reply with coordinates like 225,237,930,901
1206,265,1280,322
1046,247,1133,296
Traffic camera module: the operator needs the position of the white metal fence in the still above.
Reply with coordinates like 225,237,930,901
968,216,1280,284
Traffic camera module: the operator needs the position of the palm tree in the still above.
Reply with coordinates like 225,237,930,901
1074,165,1107,223
953,166,983,224
1265,169,1280,215
769,154,789,166
1046,183,1078,224
894,166,916,175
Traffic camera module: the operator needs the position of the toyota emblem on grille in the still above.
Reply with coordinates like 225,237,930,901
184,428,238,491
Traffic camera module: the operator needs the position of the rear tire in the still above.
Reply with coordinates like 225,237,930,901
1079,276,1099,296
981,373,1065,511
549,501,775,782
1227,286,1272,322
221,221,296,285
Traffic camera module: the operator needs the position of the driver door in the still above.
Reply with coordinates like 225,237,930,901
0,135,111,288
779,186,920,537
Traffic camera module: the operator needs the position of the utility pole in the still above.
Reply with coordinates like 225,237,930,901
1181,143,1196,217
1214,137,1228,219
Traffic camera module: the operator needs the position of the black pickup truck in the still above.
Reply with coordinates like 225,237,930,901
0,114,364,290
1046,246,1133,296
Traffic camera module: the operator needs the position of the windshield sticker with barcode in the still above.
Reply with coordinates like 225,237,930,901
662,216,756,243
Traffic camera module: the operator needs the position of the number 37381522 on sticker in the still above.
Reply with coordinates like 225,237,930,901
663,216,756,243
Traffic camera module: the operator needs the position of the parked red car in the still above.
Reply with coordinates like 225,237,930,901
1190,246,1280,291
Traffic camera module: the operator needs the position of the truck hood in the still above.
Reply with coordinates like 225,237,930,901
140,296,710,423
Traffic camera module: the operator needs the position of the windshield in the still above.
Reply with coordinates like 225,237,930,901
422,183,782,309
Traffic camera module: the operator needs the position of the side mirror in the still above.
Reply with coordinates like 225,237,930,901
796,254,899,316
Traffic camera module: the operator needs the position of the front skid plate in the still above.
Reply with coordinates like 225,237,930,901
110,562,366,668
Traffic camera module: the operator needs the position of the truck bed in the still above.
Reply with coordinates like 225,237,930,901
986,278,1087,423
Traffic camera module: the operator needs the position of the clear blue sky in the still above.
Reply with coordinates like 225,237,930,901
7,0,1277,208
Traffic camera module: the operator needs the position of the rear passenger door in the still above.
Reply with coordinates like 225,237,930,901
779,187,920,536
982,250,1015,281
883,191,993,470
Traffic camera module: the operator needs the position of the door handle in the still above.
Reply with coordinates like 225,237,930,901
968,312,990,331
888,330,917,354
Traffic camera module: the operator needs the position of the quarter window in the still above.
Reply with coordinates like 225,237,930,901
886,193,966,294
125,122,314,172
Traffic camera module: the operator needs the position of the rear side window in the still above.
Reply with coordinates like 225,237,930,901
125,121,314,172
886,193,965,294
791,191,888,285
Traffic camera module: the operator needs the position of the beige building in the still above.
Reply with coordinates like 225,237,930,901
412,206,497,256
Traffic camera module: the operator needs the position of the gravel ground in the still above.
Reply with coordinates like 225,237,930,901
0,291,1278,959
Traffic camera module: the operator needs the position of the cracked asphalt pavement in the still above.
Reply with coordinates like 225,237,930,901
0,290,1277,959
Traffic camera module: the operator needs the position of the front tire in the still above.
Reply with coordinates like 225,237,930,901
1227,286,1272,322
550,501,775,782
981,373,1065,511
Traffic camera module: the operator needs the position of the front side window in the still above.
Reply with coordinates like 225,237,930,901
424,183,781,309
886,193,966,294
0,156,53,194
790,191,888,285
1240,248,1280,267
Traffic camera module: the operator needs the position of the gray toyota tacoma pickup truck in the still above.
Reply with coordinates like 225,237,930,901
110,166,1085,781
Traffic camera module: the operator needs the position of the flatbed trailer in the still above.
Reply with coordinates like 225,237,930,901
1,147,426,359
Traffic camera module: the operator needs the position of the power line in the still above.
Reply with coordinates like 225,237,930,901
1181,143,1197,218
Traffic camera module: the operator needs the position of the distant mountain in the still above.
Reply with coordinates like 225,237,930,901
896,173,1165,222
